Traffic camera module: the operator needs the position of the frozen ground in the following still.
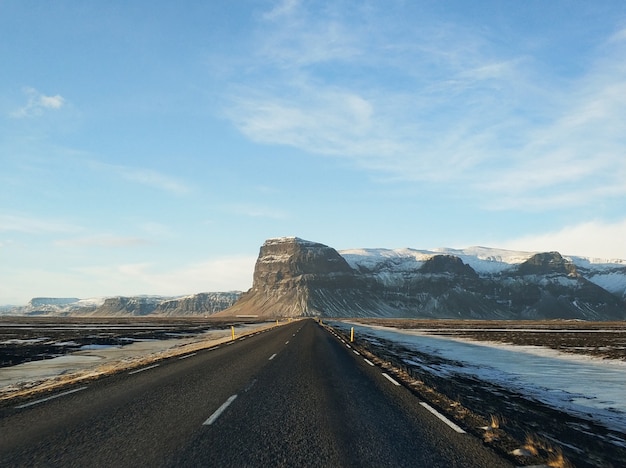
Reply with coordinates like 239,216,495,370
330,320,626,467
339,322,626,433
0,322,275,400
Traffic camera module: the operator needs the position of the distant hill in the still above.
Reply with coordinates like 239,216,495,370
217,237,626,320
2,292,242,316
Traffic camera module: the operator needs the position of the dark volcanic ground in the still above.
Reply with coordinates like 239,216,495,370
0,317,243,367
336,319,626,468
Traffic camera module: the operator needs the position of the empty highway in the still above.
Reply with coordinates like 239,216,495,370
0,319,510,467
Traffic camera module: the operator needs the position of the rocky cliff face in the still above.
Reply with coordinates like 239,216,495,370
155,292,241,316
224,237,358,317
219,237,626,320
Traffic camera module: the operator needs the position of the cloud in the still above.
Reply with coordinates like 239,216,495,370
0,213,80,234
10,87,65,118
119,167,191,195
54,235,151,248
501,219,626,260
89,161,191,195
226,203,288,219
223,3,626,212
74,255,256,296
263,0,300,20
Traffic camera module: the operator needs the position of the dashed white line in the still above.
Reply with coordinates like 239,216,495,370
364,358,375,366
129,364,159,375
285,341,289,344
203,394,238,426
353,350,360,355
382,373,401,386
269,353,277,360
15,386,88,409
178,353,197,360
420,402,466,434
346,344,352,349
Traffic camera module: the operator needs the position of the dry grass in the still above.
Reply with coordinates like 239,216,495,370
520,434,573,468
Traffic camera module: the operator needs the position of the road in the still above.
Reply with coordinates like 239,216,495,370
0,319,510,467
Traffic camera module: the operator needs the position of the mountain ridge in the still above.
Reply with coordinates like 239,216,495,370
4,237,625,318
217,237,626,320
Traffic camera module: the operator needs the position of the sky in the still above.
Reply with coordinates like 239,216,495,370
1,1,626,304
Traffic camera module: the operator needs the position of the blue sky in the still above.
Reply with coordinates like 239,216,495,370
1,1,625,304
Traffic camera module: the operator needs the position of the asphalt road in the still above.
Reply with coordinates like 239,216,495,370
0,319,510,467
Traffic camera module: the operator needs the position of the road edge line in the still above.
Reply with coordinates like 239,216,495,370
420,402,467,434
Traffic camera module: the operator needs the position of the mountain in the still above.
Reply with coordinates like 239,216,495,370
3,292,242,316
218,237,626,320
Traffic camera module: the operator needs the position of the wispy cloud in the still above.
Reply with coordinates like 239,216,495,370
501,218,626,260
223,2,626,212
89,161,191,195
54,235,151,248
226,203,288,219
0,213,80,234
10,87,65,118
74,256,256,296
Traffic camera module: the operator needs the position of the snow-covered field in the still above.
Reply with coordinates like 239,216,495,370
337,321,626,433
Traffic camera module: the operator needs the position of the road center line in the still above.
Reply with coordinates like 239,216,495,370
269,353,277,360
364,358,375,366
382,373,401,386
15,386,88,409
420,402,467,434
129,364,159,375
203,394,238,426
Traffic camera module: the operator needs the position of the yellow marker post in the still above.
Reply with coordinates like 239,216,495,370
350,327,354,343
231,326,235,340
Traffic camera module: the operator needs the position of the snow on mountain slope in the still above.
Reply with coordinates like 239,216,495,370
340,246,536,276
340,246,626,277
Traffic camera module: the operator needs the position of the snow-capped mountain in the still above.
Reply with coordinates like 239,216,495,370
221,237,626,320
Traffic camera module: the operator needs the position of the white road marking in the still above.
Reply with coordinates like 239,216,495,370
178,353,197,360
269,353,277,360
203,394,238,426
382,373,401,386
15,386,88,409
353,350,360,355
364,358,375,366
420,402,467,434
285,341,289,344
129,364,159,375
346,344,351,349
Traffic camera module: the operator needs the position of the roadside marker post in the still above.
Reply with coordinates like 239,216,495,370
231,326,235,340
350,327,354,343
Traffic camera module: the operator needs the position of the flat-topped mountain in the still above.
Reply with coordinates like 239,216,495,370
218,237,626,320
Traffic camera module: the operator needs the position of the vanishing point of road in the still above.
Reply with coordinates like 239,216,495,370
0,319,510,467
